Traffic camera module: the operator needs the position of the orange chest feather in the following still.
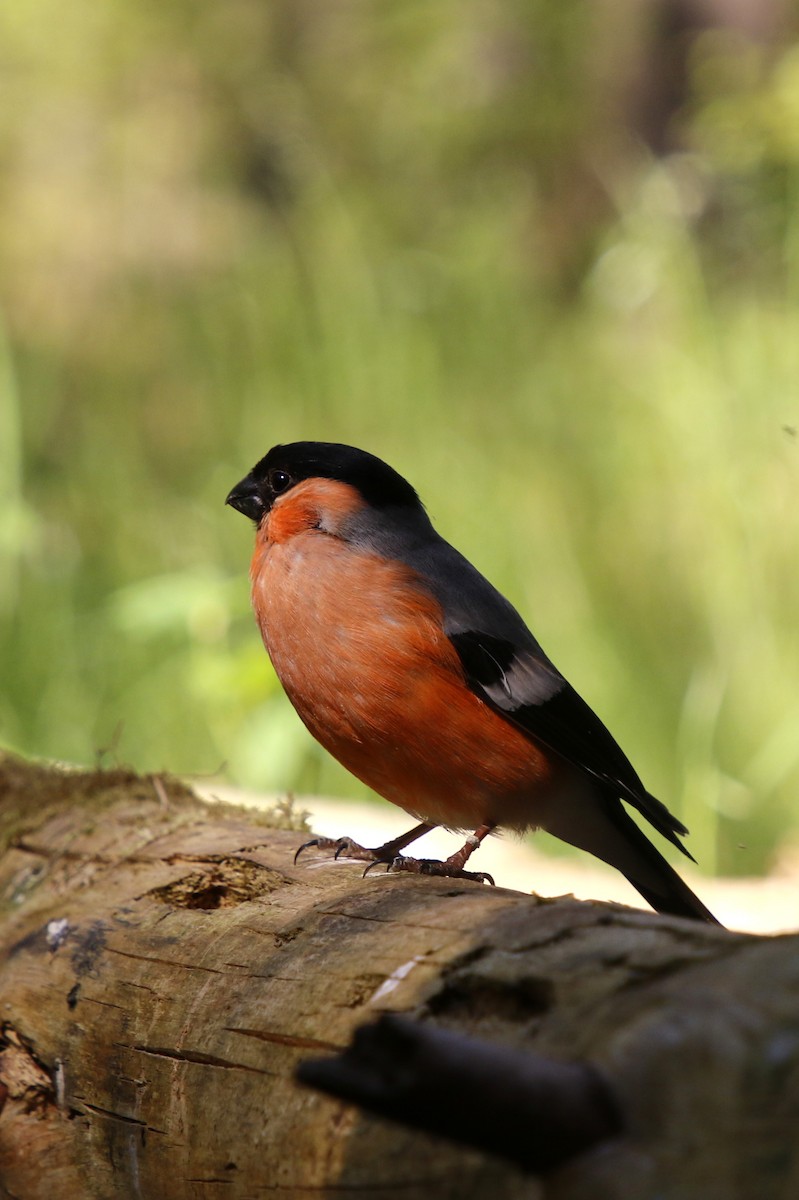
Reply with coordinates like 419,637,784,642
248,528,562,830
250,531,452,717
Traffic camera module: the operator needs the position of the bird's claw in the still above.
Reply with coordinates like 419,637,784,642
362,859,391,878
334,837,372,861
294,837,326,865
385,855,495,886
294,835,385,866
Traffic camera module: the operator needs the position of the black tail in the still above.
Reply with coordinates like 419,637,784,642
544,788,721,924
603,798,720,923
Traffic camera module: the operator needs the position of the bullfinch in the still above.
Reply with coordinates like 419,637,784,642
226,441,718,923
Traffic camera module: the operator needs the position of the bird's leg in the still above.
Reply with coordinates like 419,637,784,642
386,823,496,885
294,822,434,866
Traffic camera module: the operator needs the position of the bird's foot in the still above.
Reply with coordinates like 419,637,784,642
294,823,433,868
378,855,495,886
295,823,496,886
376,825,497,885
294,835,380,865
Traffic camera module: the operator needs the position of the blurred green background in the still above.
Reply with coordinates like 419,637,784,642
1,1,797,877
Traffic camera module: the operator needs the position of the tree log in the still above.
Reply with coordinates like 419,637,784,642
0,753,796,1199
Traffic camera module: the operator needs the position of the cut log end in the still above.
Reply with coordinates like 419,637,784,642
297,1013,622,1173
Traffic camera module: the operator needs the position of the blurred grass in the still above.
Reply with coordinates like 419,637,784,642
1,3,798,877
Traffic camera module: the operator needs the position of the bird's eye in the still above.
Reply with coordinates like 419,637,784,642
269,469,292,494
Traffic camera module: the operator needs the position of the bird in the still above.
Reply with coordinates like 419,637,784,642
226,441,719,923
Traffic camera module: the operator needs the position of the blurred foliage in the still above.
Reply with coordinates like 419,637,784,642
1,0,798,877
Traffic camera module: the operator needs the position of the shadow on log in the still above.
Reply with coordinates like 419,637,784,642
0,753,796,1199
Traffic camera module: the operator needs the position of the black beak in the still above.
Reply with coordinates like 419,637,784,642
226,475,265,523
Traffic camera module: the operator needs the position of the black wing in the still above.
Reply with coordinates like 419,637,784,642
344,518,692,861
449,629,692,859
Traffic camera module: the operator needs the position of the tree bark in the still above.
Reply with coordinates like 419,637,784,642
0,753,795,1199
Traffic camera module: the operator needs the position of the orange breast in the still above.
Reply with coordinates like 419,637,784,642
250,505,583,833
